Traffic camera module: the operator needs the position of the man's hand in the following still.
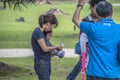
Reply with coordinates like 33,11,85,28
72,0,86,28
79,0,85,6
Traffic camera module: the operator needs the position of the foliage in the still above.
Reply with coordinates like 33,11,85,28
108,0,120,3
0,0,35,10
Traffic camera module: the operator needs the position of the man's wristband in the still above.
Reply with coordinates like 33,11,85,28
77,4,83,9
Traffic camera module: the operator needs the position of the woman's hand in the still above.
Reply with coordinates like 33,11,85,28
55,45,62,51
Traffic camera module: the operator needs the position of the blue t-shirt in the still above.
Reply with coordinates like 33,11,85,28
80,18,120,78
31,27,51,61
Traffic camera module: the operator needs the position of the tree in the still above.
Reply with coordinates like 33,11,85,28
0,0,52,10
0,0,35,10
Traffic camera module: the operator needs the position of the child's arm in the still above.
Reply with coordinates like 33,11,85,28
80,33,88,53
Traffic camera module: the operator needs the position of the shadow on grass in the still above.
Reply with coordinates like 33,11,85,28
0,62,35,80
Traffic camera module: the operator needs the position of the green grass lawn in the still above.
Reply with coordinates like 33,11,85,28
0,2,120,48
108,0,120,3
0,3,87,48
0,1,120,80
50,0,120,3
0,57,82,80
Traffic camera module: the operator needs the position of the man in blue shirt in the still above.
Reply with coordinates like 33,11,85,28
72,0,120,80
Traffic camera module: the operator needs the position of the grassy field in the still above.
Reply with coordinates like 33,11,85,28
0,57,82,80
0,1,120,80
0,1,120,48
108,0,120,3
0,3,87,48
50,0,120,3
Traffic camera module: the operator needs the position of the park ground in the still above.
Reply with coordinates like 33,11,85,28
0,0,120,80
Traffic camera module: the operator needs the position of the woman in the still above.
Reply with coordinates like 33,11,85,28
31,13,62,80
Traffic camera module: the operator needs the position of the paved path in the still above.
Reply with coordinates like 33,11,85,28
113,4,120,6
0,48,79,58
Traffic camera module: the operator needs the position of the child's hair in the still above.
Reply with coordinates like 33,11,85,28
44,30,52,37
38,13,58,28
89,0,106,8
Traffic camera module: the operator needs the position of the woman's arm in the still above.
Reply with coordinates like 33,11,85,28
37,39,62,52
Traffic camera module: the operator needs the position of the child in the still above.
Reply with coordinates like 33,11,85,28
44,30,53,41
44,30,65,58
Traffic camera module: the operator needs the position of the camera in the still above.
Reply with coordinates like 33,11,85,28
51,43,65,58
51,49,65,58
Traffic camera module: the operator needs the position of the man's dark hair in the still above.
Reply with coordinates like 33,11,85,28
89,0,106,8
96,1,113,17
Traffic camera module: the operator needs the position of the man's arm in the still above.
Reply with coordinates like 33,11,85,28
72,0,85,28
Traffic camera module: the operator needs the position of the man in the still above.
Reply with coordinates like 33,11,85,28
72,0,120,80
66,0,106,80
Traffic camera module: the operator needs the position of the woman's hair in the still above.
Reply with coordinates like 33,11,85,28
39,13,58,28
96,1,113,17
89,0,106,8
